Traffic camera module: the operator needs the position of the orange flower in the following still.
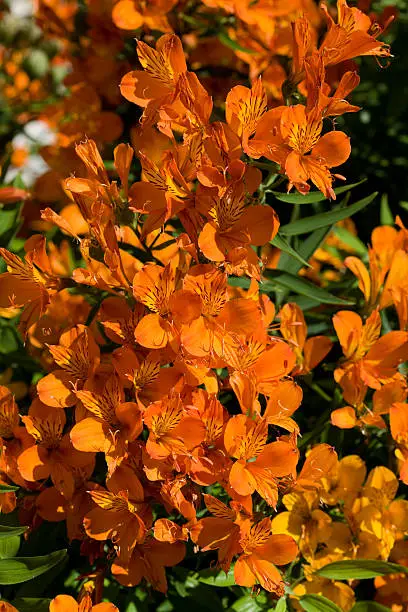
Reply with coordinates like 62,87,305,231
37,325,100,408
132,263,179,349
250,105,351,198
177,263,262,359
0,236,60,335
186,389,231,485
112,0,176,32
49,593,118,612
0,186,30,203
190,494,245,571
36,482,98,541
128,148,193,238
332,378,407,430
263,379,303,434
120,34,187,125
18,399,95,499
84,465,148,563
320,0,391,65
333,309,408,389
111,536,186,591
70,376,143,473
143,394,205,460
294,443,338,491
279,302,333,374
224,415,299,505
234,517,298,594
0,386,20,440
197,179,279,262
224,336,297,414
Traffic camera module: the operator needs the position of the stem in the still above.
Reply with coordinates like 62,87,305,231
307,382,332,403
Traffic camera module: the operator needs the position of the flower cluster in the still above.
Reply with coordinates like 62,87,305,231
0,0,407,611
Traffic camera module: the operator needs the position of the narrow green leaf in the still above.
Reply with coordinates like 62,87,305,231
299,594,342,612
0,536,21,559
218,31,255,54
0,483,19,492
275,597,287,612
263,270,354,305
380,194,394,225
332,226,368,256
0,205,21,238
289,295,322,311
279,192,377,236
0,549,67,585
316,559,408,581
197,567,235,587
279,225,333,275
269,179,366,204
228,272,353,305
351,603,392,612
271,234,312,268
0,525,27,540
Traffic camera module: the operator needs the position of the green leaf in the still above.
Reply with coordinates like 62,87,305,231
275,598,287,612
299,594,342,612
262,270,354,305
0,536,21,559
229,271,353,305
0,549,67,585
218,31,255,54
230,595,263,612
197,567,236,587
0,483,19,492
332,226,368,256
11,598,51,612
316,559,408,581
12,175,27,190
0,324,20,354
279,192,377,236
278,225,333,275
269,179,366,204
380,194,394,225
0,525,27,539
0,204,22,245
351,603,392,612
271,234,312,268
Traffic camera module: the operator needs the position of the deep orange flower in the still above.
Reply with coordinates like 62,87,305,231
320,0,391,65
112,0,176,32
0,236,61,335
190,494,245,570
37,325,100,408
18,399,95,499
279,302,333,374
49,593,118,612
132,263,179,349
333,309,408,389
250,105,351,198
224,415,299,505
111,536,186,591
84,465,148,563
120,34,187,126
143,394,205,460
197,179,279,262
234,517,298,594
70,376,143,473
